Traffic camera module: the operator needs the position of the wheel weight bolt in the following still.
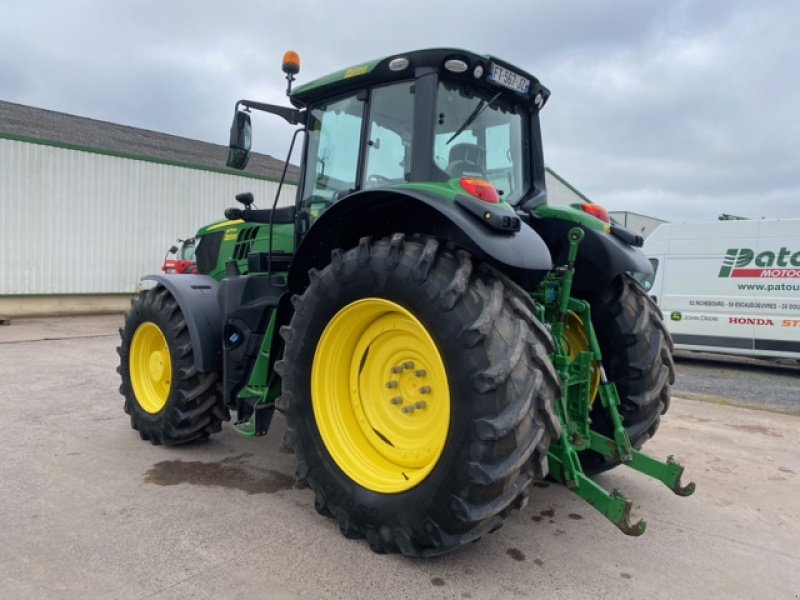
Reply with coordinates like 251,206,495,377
414,369,427,378
390,396,403,405
385,381,399,389
418,386,432,394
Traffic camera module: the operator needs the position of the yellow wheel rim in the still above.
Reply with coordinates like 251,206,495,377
130,322,172,414
562,312,601,405
311,298,450,494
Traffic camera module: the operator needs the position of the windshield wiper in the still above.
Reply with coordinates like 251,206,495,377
445,91,502,145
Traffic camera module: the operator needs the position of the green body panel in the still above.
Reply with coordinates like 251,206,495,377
196,220,296,281
535,203,609,232
195,218,243,237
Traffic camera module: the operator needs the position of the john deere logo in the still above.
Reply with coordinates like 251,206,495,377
719,247,800,278
670,311,682,321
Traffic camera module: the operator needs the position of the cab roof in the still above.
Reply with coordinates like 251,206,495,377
289,48,549,109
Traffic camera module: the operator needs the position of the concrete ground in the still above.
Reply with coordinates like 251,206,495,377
1,315,798,600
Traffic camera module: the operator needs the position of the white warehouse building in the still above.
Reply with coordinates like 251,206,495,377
0,100,296,317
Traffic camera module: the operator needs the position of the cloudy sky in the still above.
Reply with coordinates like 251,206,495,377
2,0,798,222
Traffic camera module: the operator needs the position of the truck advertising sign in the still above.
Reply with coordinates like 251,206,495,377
642,220,800,359
719,247,800,278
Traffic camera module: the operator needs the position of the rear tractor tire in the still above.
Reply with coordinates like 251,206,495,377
117,285,229,445
582,274,675,472
278,235,562,556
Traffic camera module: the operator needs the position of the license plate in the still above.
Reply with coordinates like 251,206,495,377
487,63,530,95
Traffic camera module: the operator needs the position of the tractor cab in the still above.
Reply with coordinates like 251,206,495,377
227,49,551,225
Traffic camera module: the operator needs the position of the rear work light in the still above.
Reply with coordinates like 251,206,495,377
460,178,500,204
580,203,610,223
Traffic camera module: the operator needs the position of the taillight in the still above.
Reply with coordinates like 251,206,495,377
459,178,499,204
580,203,610,223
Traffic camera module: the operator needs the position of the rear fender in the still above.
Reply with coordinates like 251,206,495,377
533,219,652,292
288,189,553,291
141,274,221,372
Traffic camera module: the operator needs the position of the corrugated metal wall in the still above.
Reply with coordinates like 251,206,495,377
0,139,296,294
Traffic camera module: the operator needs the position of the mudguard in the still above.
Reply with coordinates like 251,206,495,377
533,218,653,291
141,274,222,372
288,188,553,291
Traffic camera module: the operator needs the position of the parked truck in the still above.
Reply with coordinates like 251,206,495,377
117,48,693,556
641,219,800,360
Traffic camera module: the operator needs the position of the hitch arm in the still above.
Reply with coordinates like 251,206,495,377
588,431,696,497
548,450,646,536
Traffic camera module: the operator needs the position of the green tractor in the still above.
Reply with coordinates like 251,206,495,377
118,48,693,556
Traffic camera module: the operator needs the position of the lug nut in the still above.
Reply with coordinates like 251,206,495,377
414,369,427,378
418,386,431,394
401,405,416,414
414,401,427,410
385,381,399,389
390,396,403,405
391,361,415,374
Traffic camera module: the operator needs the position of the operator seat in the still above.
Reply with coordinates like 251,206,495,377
447,143,486,178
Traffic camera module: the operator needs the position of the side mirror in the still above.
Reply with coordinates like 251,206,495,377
226,110,252,170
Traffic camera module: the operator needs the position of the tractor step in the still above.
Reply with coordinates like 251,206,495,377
232,403,275,438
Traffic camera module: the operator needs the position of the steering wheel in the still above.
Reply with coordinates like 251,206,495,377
366,174,391,185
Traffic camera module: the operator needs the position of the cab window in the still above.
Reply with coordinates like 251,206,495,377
302,95,365,214
363,82,414,189
434,81,527,204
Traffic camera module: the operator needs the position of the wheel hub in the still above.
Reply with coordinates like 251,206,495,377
311,298,450,493
148,350,167,382
386,360,431,415
129,322,172,414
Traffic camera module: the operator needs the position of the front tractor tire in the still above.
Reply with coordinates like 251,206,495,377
117,285,229,445
278,235,562,556
582,274,675,471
